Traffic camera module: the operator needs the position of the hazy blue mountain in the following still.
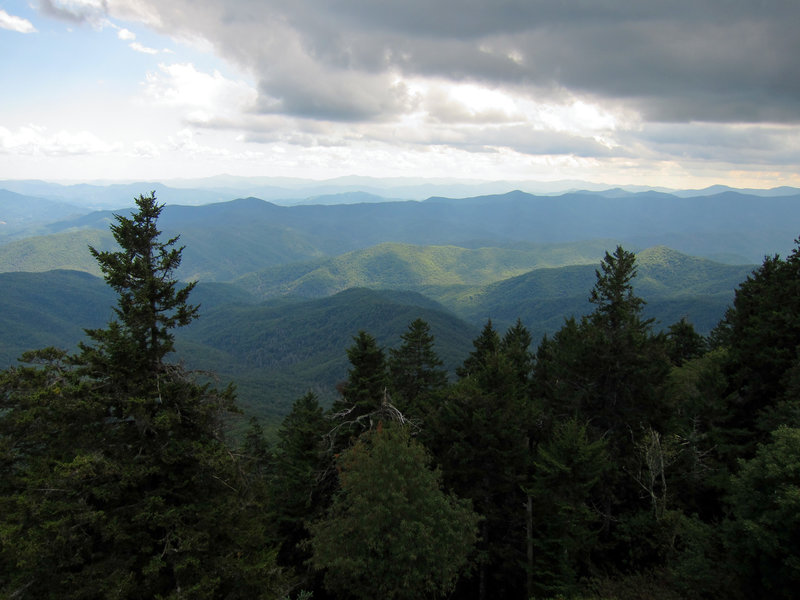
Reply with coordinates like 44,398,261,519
0,189,87,240
672,185,800,198
293,191,400,205
4,190,798,277
161,175,621,202
0,180,236,210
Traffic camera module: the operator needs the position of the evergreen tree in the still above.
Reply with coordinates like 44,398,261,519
309,425,479,600
537,247,671,451
269,392,330,574
500,318,533,397
727,426,800,598
432,321,532,600
388,318,448,418
717,240,800,459
80,192,198,397
0,193,283,599
330,330,390,440
531,247,673,577
526,419,610,597
589,245,647,332
456,319,503,390
666,317,708,367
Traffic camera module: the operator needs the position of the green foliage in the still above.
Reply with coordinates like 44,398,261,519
456,319,508,392
536,248,671,449
178,287,477,425
309,425,479,600
501,318,534,397
666,318,707,367
0,228,114,275
269,393,330,571
82,192,199,378
727,426,800,598
590,246,647,331
0,193,284,599
331,330,389,425
388,317,448,418
0,270,115,365
235,241,609,300
718,238,800,459
531,247,675,581
450,246,753,337
433,320,533,599
527,419,611,597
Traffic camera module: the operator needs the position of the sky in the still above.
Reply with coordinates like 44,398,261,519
2,0,800,189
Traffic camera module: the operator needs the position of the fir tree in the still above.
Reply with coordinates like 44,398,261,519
331,330,389,438
388,318,448,418
269,392,330,573
717,239,800,459
0,193,284,599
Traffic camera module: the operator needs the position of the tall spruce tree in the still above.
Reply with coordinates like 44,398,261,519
269,392,330,573
432,320,531,600
0,193,283,599
388,318,448,418
330,330,390,439
531,247,672,576
526,418,610,597
716,239,800,459
80,192,198,396
537,247,671,450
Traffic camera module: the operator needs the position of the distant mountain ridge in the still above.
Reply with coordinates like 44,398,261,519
2,189,798,278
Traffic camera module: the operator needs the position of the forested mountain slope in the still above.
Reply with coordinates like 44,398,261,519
0,270,257,365
178,287,477,422
0,269,476,424
441,246,756,335
233,240,614,299
1,244,754,423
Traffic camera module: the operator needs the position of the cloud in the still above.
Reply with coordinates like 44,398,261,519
0,9,37,33
142,63,257,123
91,0,800,182
39,0,108,26
129,41,158,54
104,0,800,126
117,27,135,40
0,124,120,156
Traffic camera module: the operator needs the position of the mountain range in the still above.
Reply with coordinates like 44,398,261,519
4,180,788,428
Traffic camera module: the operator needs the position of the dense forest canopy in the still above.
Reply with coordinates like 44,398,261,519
2,193,800,598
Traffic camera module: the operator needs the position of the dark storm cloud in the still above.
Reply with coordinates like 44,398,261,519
112,0,800,125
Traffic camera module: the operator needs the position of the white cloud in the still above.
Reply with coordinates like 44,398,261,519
143,63,257,122
167,128,231,157
0,9,37,33
131,140,161,158
117,27,135,40
130,41,158,54
0,124,120,156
